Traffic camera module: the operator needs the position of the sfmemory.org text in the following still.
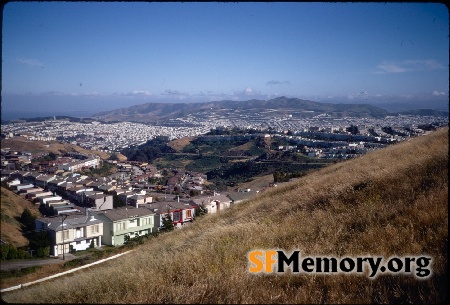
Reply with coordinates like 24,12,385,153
248,250,432,279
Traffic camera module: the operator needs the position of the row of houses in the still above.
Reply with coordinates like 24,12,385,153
2,165,259,259
34,199,198,256
32,189,257,257
57,157,100,172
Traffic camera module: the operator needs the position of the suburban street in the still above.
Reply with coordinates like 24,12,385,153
0,253,79,271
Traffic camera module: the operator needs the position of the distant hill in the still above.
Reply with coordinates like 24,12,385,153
396,109,449,117
4,127,447,304
92,96,391,123
1,116,96,125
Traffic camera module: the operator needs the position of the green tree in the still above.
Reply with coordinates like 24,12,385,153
346,125,359,135
194,204,208,217
28,230,52,256
113,194,126,208
20,207,36,233
161,213,174,232
48,152,57,160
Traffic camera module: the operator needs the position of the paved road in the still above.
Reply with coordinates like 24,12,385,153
0,253,79,271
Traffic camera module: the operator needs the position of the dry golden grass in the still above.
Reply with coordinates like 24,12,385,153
2,128,448,304
1,188,41,248
167,137,195,152
114,153,128,161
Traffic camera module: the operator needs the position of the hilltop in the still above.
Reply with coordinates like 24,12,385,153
2,127,448,303
1,137,110,160
92,96,391,123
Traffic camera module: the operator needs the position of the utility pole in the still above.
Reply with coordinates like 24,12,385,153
59,213,68,260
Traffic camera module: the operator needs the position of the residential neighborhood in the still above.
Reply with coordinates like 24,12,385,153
1,149,261,257
1,112,447,153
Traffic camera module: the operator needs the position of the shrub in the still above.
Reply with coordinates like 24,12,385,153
7,247,18,260
0,244,11,260
17,249,32,259
161,214,174,232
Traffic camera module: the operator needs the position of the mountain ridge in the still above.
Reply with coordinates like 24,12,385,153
92,96,391,123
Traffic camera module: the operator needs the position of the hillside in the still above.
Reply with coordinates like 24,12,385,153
92,96,390,123
0,187,41,248
2,128,448,304
1,137,110,160
167,137,196,152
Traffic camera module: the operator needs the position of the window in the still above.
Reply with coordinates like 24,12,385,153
76,228,82,238
62,230,69,239
92,225,99,234
186,210,192,218
173,212,180,222
116,222,125,231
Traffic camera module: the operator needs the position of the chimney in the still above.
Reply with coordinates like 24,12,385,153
135,200,139,209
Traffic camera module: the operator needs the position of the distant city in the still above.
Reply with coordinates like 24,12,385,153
1,108,448,153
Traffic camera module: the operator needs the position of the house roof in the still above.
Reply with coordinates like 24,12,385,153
141,201,194,214
226,191,258,202
35,175,55,182
86,194,109,200
0,169,18,176
67,186,92,192
48,178,67,185
37,213,103,231
26,172,43,178
93,206,155,222
190,194,231,206
81,190,104,196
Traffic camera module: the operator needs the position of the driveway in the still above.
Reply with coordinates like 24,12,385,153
1,253,80,271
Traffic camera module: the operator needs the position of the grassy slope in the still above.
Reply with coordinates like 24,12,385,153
1,137,110,159
2,128,448,304
1,187,41,248
167,137,195,152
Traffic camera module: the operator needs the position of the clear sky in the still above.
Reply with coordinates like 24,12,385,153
1,2,449,118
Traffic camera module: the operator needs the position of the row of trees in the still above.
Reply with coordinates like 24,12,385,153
273,170,306,183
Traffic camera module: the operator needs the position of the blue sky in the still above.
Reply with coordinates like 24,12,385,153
2,2,449,118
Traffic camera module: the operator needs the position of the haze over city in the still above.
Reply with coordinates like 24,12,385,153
2,2,449,119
